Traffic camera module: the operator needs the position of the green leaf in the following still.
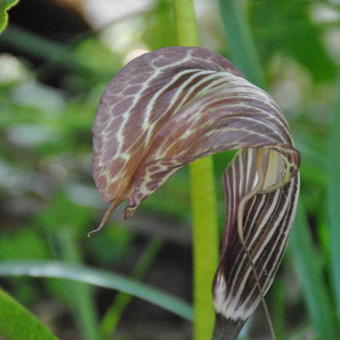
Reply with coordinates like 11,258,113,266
328,77,340,319
0,0,19,33
0,286,58,340
250,0,336,82
0,260,193,321
288,202,338,340
218,0,265,86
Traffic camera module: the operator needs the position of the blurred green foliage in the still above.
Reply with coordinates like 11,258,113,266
0,0,339,339
250,0,337,82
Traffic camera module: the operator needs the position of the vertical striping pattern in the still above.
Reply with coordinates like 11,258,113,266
92,46,300,339
213,148,299,337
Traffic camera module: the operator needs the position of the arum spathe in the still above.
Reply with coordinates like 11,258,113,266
91,47,300,339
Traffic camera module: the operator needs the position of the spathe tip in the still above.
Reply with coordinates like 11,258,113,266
87,222,105,237
87,199,121,237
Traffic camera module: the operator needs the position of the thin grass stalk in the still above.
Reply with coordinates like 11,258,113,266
57,229,100,340
99,237,163,338
271,280,285,340
289,203,337,340
218,0,264,87
172,1,219,339
328,76,340,321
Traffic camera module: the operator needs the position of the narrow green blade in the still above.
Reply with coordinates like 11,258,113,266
0,260,193,321
288,203,337,340
218,0,264,86
99,237,163,337
57,230,100,340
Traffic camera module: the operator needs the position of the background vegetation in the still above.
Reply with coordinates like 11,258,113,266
0,0,339,339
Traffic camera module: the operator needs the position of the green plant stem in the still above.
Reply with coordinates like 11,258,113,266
173,0,199,46
99,237,163,338
173,1,219,339
189,159,219,340
0,286,58,340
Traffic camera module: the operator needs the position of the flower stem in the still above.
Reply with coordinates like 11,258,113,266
173,0,199,46
173,1,219,339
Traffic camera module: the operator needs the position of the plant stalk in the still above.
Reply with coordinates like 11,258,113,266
173,1,219,339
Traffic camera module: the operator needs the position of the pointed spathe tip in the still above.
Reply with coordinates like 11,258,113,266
88,198,121,237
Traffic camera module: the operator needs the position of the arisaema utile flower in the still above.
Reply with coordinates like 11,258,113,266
91,47,300,340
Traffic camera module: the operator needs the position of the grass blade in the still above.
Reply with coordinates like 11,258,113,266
218,0,264,86
271,280,285,340
0,260,193,321
328,77,340,320
288,202,337,340
99,237,163,338
0,286,58,340
57,230,100,340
